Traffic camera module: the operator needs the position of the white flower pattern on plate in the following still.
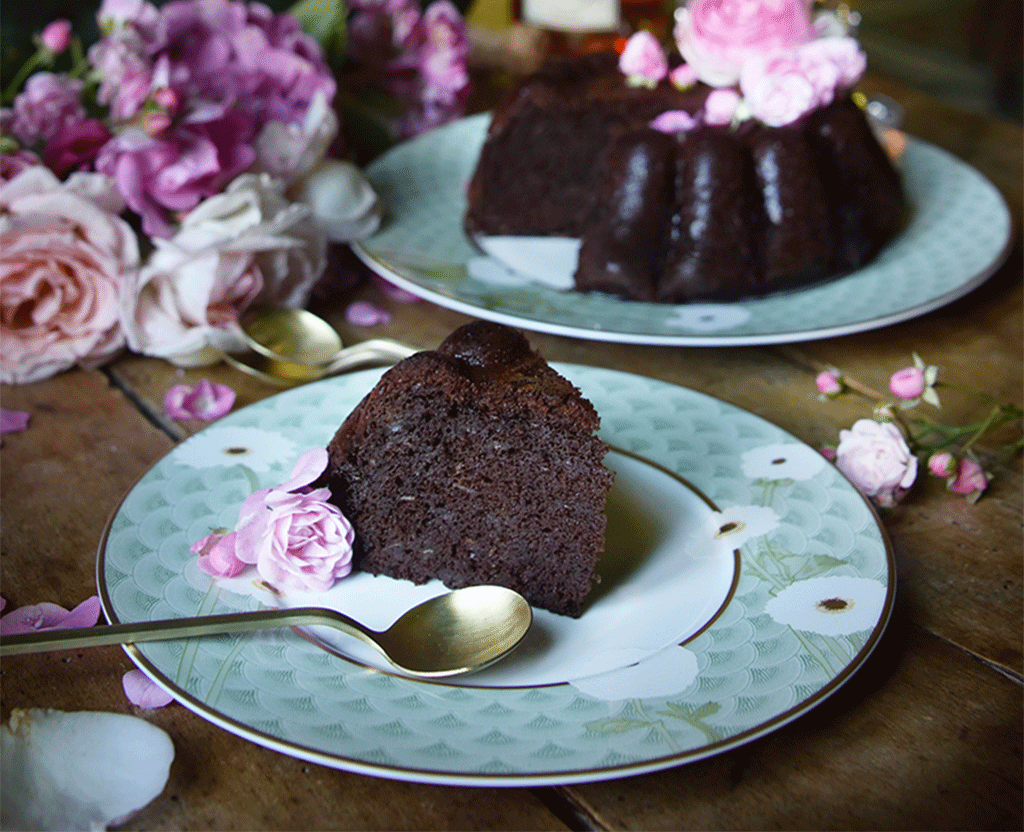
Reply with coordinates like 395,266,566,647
765,576,888,636
172,426,299,472
704,505,780,553
741,442,828,481
664,304,752,332
570,645,700,700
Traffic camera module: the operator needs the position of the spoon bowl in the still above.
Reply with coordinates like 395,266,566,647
222,307,417,385
0,586,533,678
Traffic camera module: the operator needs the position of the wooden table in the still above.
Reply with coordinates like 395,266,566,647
2,70,1021,830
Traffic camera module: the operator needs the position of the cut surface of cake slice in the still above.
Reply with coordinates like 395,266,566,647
324,321,614,617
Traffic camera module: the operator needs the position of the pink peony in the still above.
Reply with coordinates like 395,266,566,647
122,173,326,366
835,418,918,507
948,457,987,500
194,448,355,592
10,73,86,147
0,167,139,384
619,31,668,87
674,0,815,87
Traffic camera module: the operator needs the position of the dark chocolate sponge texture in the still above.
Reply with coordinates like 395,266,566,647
324,321,614,618
465,53,905,303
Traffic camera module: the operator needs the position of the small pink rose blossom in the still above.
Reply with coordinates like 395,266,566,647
41,20,73,54
819,446,837,461
0,596,101,635
816,369,844,397
619,31,668,87
192,449,355,593
835,418,918,507
889,365,926,400
669,63,699,90
927,451,957,478
0,408,30,434
122,669,174,709
703,88,742,125
649,110,698,134
346,300,392,327
674,0,815,87
164,379,236,420
948,457,987,500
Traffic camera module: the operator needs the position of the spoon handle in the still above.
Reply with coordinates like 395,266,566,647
0,607,374,656
325,339,417,374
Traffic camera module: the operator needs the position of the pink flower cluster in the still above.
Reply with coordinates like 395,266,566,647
7,0,336,239
192,448,354,593
348,0,469,139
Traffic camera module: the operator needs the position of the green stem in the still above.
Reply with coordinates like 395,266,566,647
2,50,47,106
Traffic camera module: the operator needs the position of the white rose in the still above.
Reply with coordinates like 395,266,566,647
290,159,382,243
253,91,339,185
122,173,327,366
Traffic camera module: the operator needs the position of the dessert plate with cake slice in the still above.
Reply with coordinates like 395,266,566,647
98,364,894,786
352,113,1011,346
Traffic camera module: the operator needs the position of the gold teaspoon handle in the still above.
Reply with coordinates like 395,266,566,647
324,340,417,374
0,607,376,657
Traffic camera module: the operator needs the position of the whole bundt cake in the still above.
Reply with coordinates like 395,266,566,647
323,321,614,618
464,1,905,303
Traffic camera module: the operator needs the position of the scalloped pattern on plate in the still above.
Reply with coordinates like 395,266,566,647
100,366,893,786
354,113,1010,346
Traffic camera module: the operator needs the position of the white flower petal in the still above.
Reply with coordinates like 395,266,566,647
765,576,887,636
570,645,699,700
741,443,828,481
172,426,299,472
1,708,173,831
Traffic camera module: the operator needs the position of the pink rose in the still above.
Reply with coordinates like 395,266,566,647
619,31,668,87
164,379,235,420
43,118,112,177
739,49,820,126
0,167,139,384
674,0,815,87
10,73,86,146
948,457,987,500
122,173,325,366
835,418,918,507
703,88,743,125
41,20,73,54
194,449,355,592
889,366,926,400
927,451,957,478
669,63,699,90
806,36,866,89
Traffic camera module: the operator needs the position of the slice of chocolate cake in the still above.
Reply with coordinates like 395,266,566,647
324,321,614,617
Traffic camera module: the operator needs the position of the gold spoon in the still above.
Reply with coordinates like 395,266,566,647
222,307,417,386
0,585,533,679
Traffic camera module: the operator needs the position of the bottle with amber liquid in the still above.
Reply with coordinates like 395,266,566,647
511,0,669,57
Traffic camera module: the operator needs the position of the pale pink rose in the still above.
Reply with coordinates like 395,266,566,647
835,418,918,507
927,451,957,478
649,110,698,134
0,167,138,384
739,50,819,126
253,92,338,186
193,449,355,592
948,457,987,499
41,20,73,54
703,88,742,125
619,30,668,87
10,73,86,146
806,36,866,89
889,365,926,400
122,173,326,366
815,369,844,397
289,158,382,243
674,0,815,87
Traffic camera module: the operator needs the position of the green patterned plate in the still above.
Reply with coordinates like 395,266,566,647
99,366,894,785
353,113,1011,346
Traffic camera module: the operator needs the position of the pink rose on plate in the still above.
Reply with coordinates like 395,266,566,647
674,0,815,87
194,448,354,593
0,167,139,384
835,418,918,508
122,173,326,366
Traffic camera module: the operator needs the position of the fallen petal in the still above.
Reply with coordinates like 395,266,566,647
345,300,391,327
123,670,174,709
0,597,100,635
1,708,174,831
0,408,30,433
